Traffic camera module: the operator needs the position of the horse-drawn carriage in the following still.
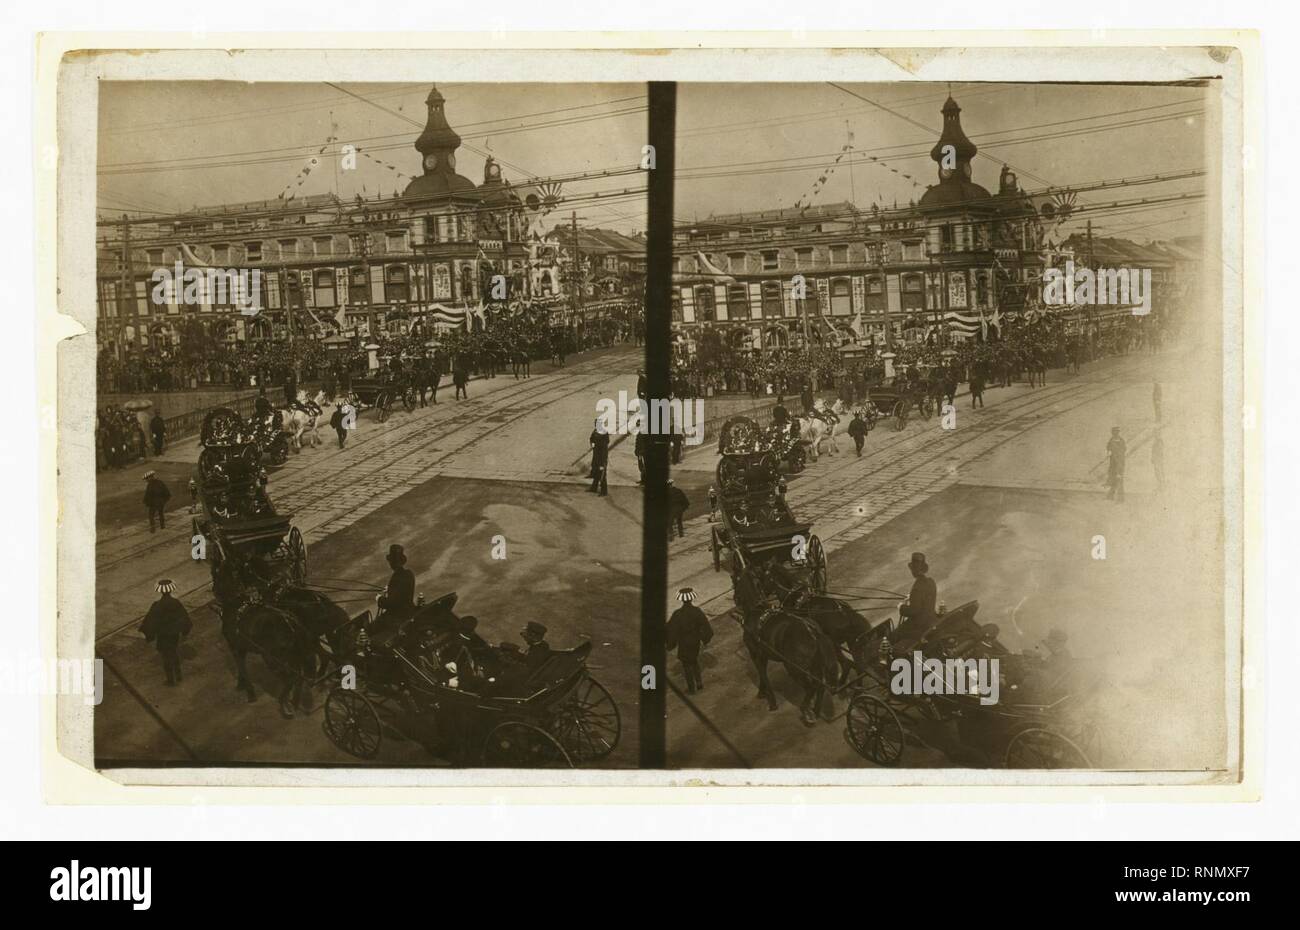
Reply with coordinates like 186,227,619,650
708,416,828,594
864,375,934,432
346,372,417,423
323,593,621,767
843,600,1102,769
194,407,308,593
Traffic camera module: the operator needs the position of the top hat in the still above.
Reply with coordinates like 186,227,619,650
908,552,928,571
156,579,176,594
386,544,407,565
676,587,698,603
522,621,548,639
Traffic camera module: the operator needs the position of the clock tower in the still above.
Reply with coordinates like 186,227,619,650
930,96,977,184
403,84,478,199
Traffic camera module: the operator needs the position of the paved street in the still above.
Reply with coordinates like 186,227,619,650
665,341,1227,771
95,346,647,766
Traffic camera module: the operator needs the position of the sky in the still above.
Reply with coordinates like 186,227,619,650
98,80,1213,244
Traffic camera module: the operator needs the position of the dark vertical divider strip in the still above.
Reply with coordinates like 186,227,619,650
639,82,676,769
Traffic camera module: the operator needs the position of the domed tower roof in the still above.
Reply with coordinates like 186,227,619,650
403,84,478,200
918,95,991,211
929,96,977,164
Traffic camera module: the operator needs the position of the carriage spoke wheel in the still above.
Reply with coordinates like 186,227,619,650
807,535,828,594
377,396,390,423
1003,728,1093,769
324,687,381,759
845,694,904,766
287,526,308,585
891,401,907,431
549,676,621,764
482,722,574,768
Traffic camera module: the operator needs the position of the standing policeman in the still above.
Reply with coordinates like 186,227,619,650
141,579,193,686
667,587,714,694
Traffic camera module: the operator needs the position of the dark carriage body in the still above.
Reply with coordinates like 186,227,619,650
845,598,1103,769
709,416,827,594
193,407,308,599
323,593,621,766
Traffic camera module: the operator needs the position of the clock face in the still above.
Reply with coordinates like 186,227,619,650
424,154,438,170
939,167,955,180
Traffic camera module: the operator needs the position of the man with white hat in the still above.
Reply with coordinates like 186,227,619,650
667,587,713,694
140,579,193,686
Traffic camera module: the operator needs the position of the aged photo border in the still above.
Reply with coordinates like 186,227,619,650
38,32,1258,801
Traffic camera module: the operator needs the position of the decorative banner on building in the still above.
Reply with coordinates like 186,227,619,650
852,275,865,313
947,271,968,309
335,267,349,307
427,303,468,327
815,277,831,315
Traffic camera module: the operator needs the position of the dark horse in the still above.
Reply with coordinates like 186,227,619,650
743,605,842,726
220,581,361,718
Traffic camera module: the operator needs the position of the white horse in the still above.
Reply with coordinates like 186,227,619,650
792,402,840,462
278,389,327,451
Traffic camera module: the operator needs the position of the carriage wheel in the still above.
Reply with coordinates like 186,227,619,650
845,693,904,766
287,526,308,585
920,395,935,419
1003,728,1094,769
402,388,417,413
891,401,908,431
807,534,828,594
710,528,722,572
377,394,390,423
324,687,381,759
482,721,574,768
549,675,621,764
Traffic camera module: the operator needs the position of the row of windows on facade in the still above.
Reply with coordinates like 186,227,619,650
115,211,527,268
674,222,1035,275
673,271,996,322
95,261,503,317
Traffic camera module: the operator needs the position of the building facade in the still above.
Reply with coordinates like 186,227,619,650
96,85,565,361
670,95,1050,353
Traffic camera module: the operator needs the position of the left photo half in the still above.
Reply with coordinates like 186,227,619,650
87,80,648,769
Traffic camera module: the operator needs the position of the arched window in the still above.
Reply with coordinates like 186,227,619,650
349,267,368,306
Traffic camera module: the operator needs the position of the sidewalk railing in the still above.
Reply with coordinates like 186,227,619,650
162,393,263,443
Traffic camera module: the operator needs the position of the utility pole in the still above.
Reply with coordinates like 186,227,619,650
119,215,133,358
570,211,583,334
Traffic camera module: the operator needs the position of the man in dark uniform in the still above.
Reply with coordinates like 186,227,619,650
149,411,166,456
636,368,647,400
588,418,610,496
377,544,416,622
667,587,713,694
521,621,551,671
141,579,192,686
1106,426,1127,502
891,552,939,652
847,411,868,457
143,471,170,532
668,478,689,538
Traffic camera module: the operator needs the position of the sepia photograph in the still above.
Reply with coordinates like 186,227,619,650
48,42,1246,786
88,79,648,768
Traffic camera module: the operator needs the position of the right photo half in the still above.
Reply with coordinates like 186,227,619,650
663,78,1234,775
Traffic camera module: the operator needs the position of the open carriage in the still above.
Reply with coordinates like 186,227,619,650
708,416,828,594
322,593,621,767
865,376,934,432
347,371,417,423
192,407,308,597
843,600,1102,769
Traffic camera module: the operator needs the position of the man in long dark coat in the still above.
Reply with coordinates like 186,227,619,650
143,471,170,532
141,579,192,686
667,588,713,694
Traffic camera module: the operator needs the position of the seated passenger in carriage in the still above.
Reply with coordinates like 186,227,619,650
887,552,941,654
